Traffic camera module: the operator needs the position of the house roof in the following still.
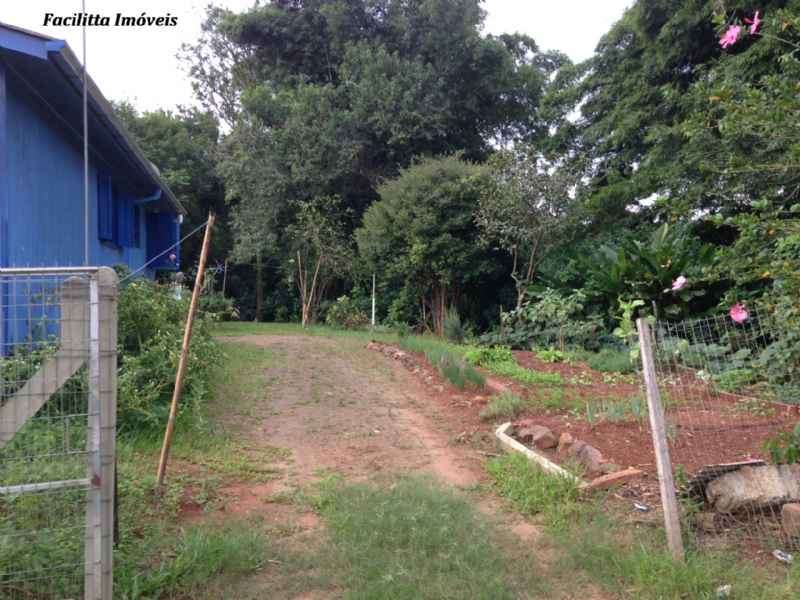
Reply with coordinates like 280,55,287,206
0,21,185,215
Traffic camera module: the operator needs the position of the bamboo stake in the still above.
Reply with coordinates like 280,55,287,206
371,273,376,328
221,258,229,297
156,213,215,489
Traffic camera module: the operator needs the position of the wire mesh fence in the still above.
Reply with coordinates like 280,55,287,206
0,268,117,599
644,303,800,556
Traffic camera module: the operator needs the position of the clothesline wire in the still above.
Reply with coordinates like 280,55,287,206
120,221,208,283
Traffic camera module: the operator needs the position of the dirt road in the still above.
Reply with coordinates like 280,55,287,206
207,333,604,599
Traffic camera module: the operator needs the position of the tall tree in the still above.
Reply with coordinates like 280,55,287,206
476,147,579,309
188,1,566,317
114,103,230,269
357,155,504,334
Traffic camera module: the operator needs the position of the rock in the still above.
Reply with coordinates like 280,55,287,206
366,341,380,351
575,443,604,475
600,462,621,475
782,503,800,537
706,465,800,513
557,432,574,455
694,511,718,534
517,425,557,450
716,584,732,599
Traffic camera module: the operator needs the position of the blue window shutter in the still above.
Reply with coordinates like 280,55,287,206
97,175,113,241
132,206,141,247
111,185,120,246
117,195,132,248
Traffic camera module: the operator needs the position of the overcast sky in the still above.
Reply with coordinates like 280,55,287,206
3,0,631,113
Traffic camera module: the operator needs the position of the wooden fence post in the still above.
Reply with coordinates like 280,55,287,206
637,318,685,562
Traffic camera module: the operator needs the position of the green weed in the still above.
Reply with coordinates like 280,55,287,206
480,392,528,421
582,395,648,424
399,336,484,389
116,521,267,598
465,346,563,386
572,347,636,373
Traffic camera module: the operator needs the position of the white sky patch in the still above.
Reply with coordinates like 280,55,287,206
4,0,631,113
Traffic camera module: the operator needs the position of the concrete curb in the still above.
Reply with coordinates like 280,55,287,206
495,422,582,483
494,422,644,493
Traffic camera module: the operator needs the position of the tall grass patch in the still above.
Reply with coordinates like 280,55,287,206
399,336,484,389
315,476,535,599
480,392,528,421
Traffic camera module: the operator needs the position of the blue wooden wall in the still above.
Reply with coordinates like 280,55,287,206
4,77,154,275
0,60,181,352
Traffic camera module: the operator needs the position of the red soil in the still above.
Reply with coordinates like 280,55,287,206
371,342,800,486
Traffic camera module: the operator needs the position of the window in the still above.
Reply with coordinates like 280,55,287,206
97,174,114,243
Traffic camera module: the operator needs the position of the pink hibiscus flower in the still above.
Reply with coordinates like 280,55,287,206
745,10,762,35
671,276,688,292
729,302,749,324
719,24,742,48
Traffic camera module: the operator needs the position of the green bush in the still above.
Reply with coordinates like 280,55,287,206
713,368,756,392
765,424,800,465
535,347,567,363
325,295,370,329
442,306,466,343
117,280,221,433
199,292,238,321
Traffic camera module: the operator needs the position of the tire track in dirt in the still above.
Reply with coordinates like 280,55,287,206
213,333,611,600
222,334,483,489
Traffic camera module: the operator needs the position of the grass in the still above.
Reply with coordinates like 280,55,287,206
570,347,636,373
0,337,277,599
213,320,397,343
116,521,267,599
581,394,649,424
487,453,800,599
398,335,485,390
464,345,564,386
530,387,582,412
313,475,540,599
480,391,528,421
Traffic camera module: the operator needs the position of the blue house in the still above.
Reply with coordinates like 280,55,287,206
0,21,184,275
0,22,185,352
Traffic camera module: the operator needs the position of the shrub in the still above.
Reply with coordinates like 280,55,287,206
479,392,527,421
535,347,567,363
199,292,238,321
442,306,466,343
325,295,370,329
713,367,756,392
117,280,221,433
765,424,800,464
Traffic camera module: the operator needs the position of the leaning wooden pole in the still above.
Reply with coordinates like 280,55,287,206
637,318,685,562
156,213,215,489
